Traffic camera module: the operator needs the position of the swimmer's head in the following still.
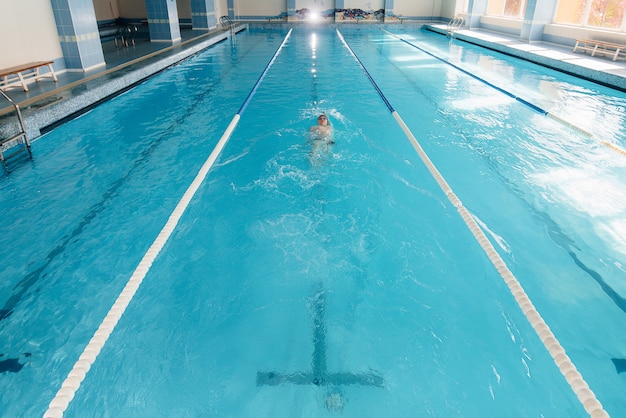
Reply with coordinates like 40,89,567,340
318,114,328,125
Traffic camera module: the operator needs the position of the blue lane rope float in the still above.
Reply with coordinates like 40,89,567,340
238,30,293,115
380,29,600,138
383,30,626,159
336,28,608,418
43,28,293,418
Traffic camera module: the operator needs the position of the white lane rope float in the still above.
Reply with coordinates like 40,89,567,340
382,29,626,157
43,28,293,418
336,28,608,417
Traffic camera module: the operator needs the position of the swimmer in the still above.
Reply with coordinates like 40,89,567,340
309,114,334,165
310,114,334,142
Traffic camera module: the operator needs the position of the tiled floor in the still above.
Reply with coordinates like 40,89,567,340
0,26,240,140
1,28,224,114
432,25,626,89
1,23,625,141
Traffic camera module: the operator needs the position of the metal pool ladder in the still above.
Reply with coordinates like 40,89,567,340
447,15,465,38
114,24,139,48
0,89,31,168
219,15,234,33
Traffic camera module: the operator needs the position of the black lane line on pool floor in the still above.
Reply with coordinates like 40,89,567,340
257,282,384,388
381,29,598,140
44,29,295,418
382,29,626,375
335,28,608,417
0,32,270,323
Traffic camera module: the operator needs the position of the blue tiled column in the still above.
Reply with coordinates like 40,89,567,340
383,0,392,16
191,0,217,30
50,0,105,71
335,0,344,22
227,0,235,19
466,0,488,29
520,0,558,42
146,0,181,43
287,0,297,21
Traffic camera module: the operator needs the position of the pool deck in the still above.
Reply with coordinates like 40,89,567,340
425,24,626,91
0,25,246,140
1,22,625,142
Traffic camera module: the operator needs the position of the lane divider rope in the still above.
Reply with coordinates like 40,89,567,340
384,30,626,165
601,140,626,156
43,27,293,418
337,28,608,418
381,29,599,137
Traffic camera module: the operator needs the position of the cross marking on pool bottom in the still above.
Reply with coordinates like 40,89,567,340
256,284,384,388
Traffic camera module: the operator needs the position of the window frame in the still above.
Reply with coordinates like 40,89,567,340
553,0,626,31
487,0,528,19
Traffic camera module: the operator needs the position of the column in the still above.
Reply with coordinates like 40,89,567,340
287,0,297,21
227,0,235,19
385,0,398,22
50,0,105,71
520,0,559,42
465,0,488,29
384,0,393,17
191,0,217,30
145,0,181,43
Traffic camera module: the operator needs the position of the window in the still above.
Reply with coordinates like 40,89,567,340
588,0,625,28
487,0,528,18
554,0,585,24
555,0,626,30
456,0,470,14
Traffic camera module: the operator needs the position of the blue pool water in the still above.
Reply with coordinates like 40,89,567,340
2,26,626,416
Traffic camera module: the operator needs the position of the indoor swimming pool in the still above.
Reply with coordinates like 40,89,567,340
2,25,626,417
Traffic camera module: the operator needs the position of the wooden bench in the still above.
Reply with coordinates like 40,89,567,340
573,39,626,61
0,61,58,92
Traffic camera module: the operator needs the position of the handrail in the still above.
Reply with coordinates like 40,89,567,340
219,15,234,33
0,89,31,162
114,24,138,48
447,15,464,37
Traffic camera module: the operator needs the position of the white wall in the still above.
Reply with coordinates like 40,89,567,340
480,15,523,35
544,23,626,46
215,0,228,19
295,0,335,11
177,0,191,20
4,0,612,75
93,0,119,21
344,0,384,10
394,0,442,18
92,0,192,21
237,0,285,16
439,0,458,19
0,0,63,69
116,0,147,19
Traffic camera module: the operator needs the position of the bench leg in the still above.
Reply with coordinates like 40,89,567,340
573,41,590,54
17,72,28,92
46,63,58,82
34,64,59,83
591,45,599,56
